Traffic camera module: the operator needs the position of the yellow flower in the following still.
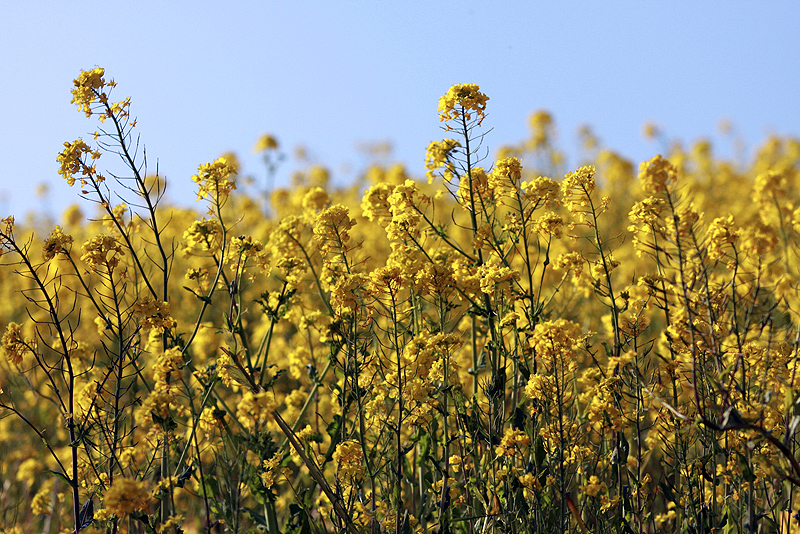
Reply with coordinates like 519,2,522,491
3,322,34,365
132,296,177,333
361,183,395,227
1,216,14,237
386,180,422,240
226,235,266,268
57,139,101,187
752,170,787,207
81,234,124,272
642,121,660,140
552,251,585,284
561,165,596,214
236,390,277,431
330,272,367,315
302,186,331,214
191,157,237,202
313,204,355,255
368,264,404,296
706,215,740,261
260,456,281,488
529,319,586,364
590,257,619,280
534,211,565,239
157,515,185,533
333,440,365,485
42,226,73,260
740,218,777,257
425,139,461,183
103,478,150,516
580,475,607,497
495,428,530,457
253,133,279,153
524,374,557,402
457,167,490,207
638,154,677,195
627,196,665,230
477,259,520,295
15,457,40,486
529,110,554,149
100,96,132,124
654,501,677,527
182,218,222,256
666,202,702,240
31,479,54,515
521,176,561,208
488,157,522,196
438,84,489,125
309,166,330,188
152,347,184,387
70,67,113,117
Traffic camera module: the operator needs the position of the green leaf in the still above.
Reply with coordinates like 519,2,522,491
243,506,269,527
323,414,343,462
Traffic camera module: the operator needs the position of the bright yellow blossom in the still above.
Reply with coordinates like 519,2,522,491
438,84,489,125
70,67,114,117
191,157,237,202
81,234,124,272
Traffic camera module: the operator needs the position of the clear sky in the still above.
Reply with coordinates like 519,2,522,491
1,1,798,221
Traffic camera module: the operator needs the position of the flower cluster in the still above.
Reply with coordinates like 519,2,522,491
2,322,33,365
425,138,461,183
70,67,114,117
253,133,279,153
57,139,102,187
438,83,489,125
312,204,356,255
42,225,74,260
638,154,677,195
132,296,177,332
561,165,597,215
495,428,530,458
332,439,365,485
191,157,238,202
182,218,222,256
102,478,151,516
236,390,277,431
81,234,124,272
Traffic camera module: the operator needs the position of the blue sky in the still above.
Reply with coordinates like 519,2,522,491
1,1,798,221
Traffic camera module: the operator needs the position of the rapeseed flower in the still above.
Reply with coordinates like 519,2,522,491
495,428,530,458
638,154,677,195
236,390,277,431
80,234,124,272
333,440,364,485
132,296,177,333
57,139,101,187
253,133,279,153
561,165,596,215
70,67,114,117
103,478,150,516
191,157,237,202
425,139,461,183
2,322,32,365
42,225,73,261
438,83,489,125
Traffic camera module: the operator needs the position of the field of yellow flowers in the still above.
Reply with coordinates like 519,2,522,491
1,69,800,534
